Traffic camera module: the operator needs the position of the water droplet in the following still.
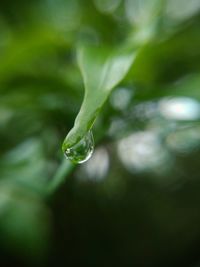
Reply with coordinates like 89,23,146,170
63,130,94,164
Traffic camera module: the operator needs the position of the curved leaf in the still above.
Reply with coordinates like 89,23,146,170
62,44,136,150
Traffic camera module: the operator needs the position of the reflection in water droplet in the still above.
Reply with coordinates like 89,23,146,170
63,130,94,164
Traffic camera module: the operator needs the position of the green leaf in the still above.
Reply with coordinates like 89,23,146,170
62,44,136,149
125,0,162,26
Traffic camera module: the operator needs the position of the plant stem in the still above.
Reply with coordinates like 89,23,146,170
47,158,75,195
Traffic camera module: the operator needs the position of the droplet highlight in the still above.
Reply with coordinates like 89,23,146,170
63,130,94,164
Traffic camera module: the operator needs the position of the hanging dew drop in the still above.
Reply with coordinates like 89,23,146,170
63,130,94,164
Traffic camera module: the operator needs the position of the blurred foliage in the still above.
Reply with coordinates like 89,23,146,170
1,0,200,266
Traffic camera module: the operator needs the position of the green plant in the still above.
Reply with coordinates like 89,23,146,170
1,0,200,266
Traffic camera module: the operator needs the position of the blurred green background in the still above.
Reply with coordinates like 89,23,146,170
1,0,200,266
